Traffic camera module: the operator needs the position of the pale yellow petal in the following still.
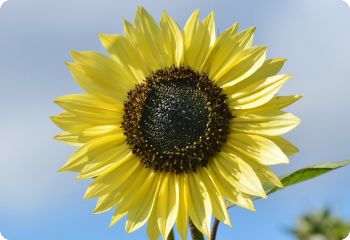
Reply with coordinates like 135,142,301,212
184,9,200,50
93,192,118,214
84,155,140,199
269,136,299,157
59,134,126,172
55,93,121,111
197,168,231,226
215,153,266,198
99,33,149,81
203,11,216,46
200,25,253,75
52,109,119,126
110,209,128,227
125,172,162,232
147,209,161,240
224,57,286,92
109,169,156,227
123,20,161,72
66,62,127,103
224,133,289,165
183,9,211,71
227,74,291,110
52,94,123,135
205,165,255,211
93,165,147,214
54,124,122,145
70,50,137,90
232,192,255,210
230,110,301,136
187,173,212,237
127,7,168,71
157,174,179,239
54,132,83,146
214,46,267,88
77,144,131,179
233,95,302,115
51,112,94,134
243,156,283,188
80,125,122,138
176,174,189,240
160,11,184,66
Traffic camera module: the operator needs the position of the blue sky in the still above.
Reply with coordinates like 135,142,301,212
0,0,350,239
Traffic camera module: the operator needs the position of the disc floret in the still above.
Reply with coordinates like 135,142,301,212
122,66,232,173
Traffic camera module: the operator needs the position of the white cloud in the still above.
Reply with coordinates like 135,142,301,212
344,232,350,240
0,232,7,240
342,0,350,8
0,0,7,8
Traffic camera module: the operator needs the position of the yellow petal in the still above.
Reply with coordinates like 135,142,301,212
203,11,216,46
224,133,289,165
110,209,128,227
187,173,212,237
54,124,122,145
84,155,140,199
160,11,184,66
215,153,266,198
93,192,118,214
93,165,147,214
51,112,94,134
230,110,301,136
224,57,286,91
132,7,168,70
59,135,125,172
227,74,291,110
233,95,302,115
70,50,137,89
125,172,162,232
214,46,267,88
200,25,253,75
197,168,231,226
205,165,255,211
269,136,299,157
80,125,122,137
176,174,189,240
55,93,121,111
232,192,255,210
109,168,156,227
77,145,131,179
147,209,161,240
54,132,83,146
99,33,148,81
52,109,119,126
157,174,179,239
183,9,211,71
242,156,283,188
184,9,200,48
66,62,127,103
123,19,160,72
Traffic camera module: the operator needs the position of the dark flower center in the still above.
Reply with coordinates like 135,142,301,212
141,79,209,151
122,66,232,173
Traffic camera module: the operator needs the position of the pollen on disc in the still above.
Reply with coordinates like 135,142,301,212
122,66,232,173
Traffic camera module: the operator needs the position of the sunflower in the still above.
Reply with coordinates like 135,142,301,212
52,7,301,240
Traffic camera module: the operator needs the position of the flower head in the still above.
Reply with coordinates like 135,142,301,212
52,7,301,240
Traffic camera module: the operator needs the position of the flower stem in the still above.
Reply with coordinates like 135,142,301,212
167,229,175,240
189,220,204,240
210,218,220,240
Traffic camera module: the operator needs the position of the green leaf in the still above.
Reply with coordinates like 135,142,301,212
226,160,350,209
266,160,350,195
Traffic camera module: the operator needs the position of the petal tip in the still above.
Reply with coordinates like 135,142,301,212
58,166,69,173
69,50,80,60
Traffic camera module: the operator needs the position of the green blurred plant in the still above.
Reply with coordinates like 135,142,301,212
290,208,350,240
